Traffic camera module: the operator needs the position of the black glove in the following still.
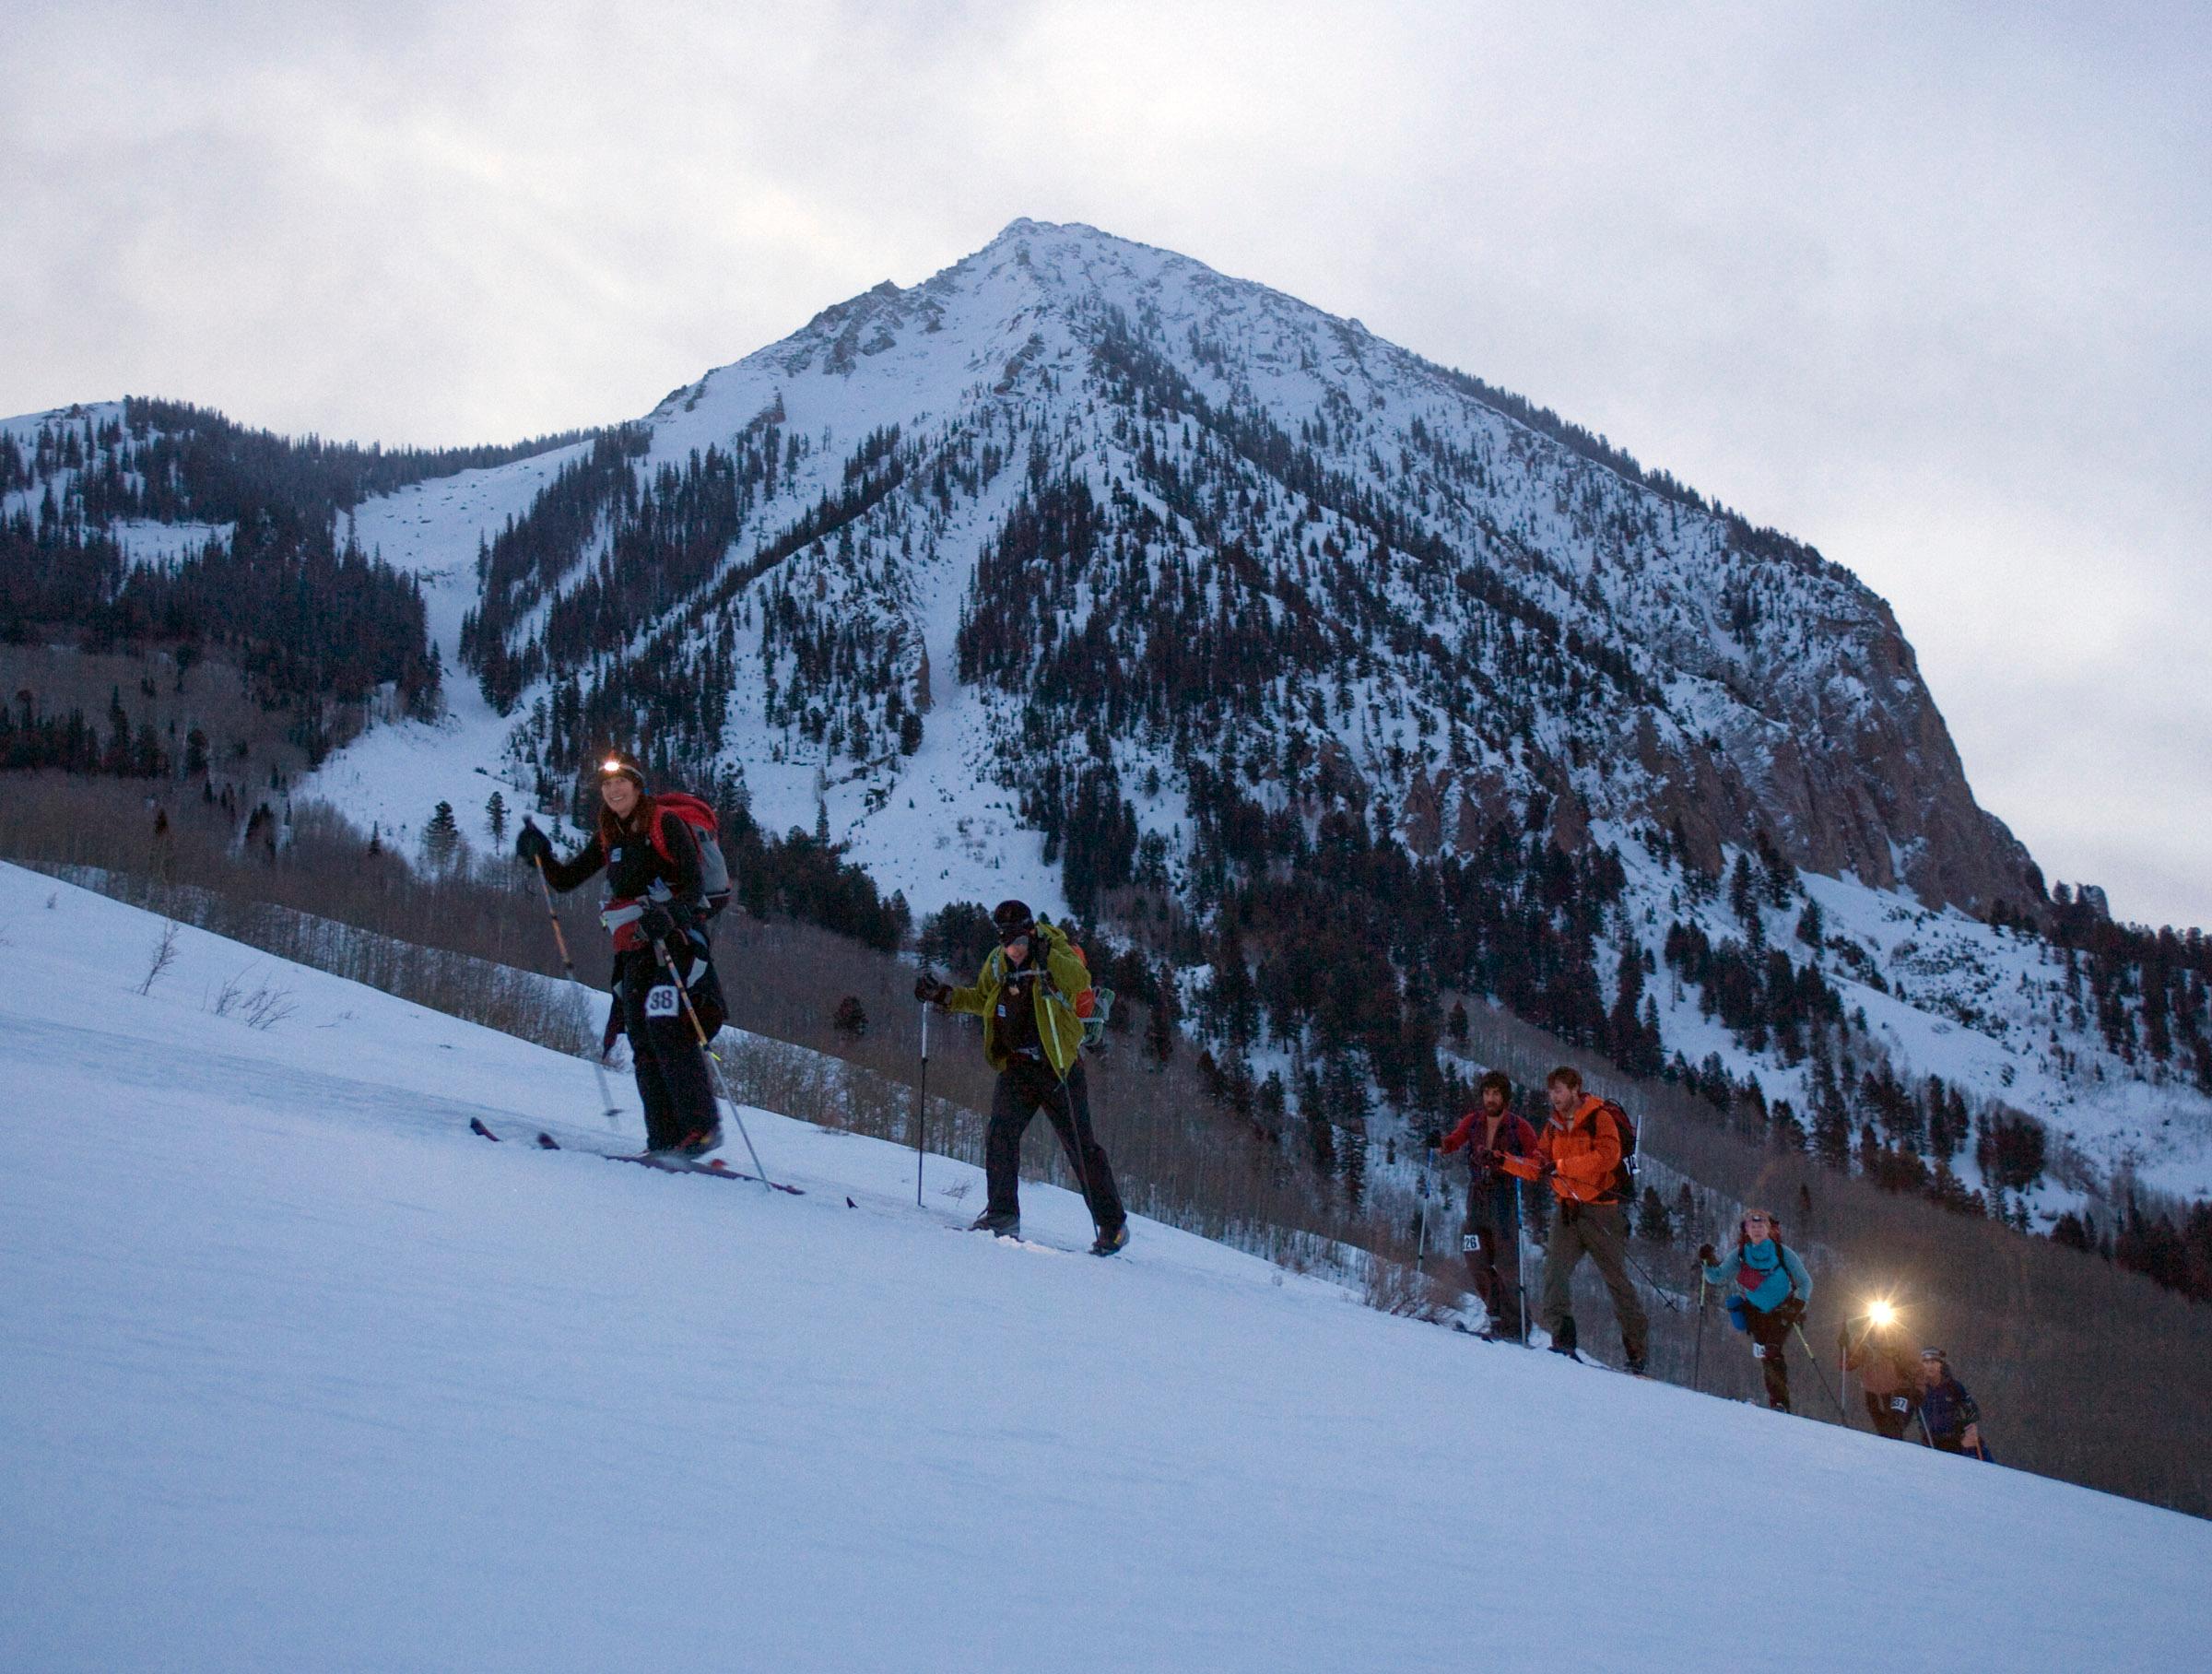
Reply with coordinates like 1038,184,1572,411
1422,1129,1442,1151
913,973,950,1005
637,902,677,943
515,822,552,865
1698,1243,1718,1266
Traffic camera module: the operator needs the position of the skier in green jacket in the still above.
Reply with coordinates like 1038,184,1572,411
916,899,1129,1254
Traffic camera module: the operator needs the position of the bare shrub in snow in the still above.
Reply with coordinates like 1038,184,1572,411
243,985,298,1032
136,921,181,996
1362,1254,1454,1322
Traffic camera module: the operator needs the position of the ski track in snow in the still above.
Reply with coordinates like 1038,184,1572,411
2,861,2207,1672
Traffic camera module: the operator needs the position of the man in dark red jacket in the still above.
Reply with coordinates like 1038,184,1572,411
1431,1071,1539,1341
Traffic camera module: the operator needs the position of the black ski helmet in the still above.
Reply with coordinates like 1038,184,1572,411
992,899,1036,942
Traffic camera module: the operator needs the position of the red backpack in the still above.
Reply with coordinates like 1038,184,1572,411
645,793,731,917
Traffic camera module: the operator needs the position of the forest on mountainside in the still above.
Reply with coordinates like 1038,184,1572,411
1,401,594,737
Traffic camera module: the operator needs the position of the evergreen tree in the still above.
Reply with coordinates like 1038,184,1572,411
485,791,508,844
423,801,460,869
1728,852,1759,928
1144,961,1180,1069
1794,898,1824,949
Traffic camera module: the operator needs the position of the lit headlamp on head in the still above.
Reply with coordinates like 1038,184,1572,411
598,752,645,789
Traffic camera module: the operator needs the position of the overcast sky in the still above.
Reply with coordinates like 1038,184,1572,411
6,1,2206,926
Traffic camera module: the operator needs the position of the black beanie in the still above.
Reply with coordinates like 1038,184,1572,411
598,750,646,790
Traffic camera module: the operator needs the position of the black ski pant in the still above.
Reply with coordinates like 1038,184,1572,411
1863,1389,1915,1440
984,1056,1124,1230
1536,1200,1648,1366
616,944,724,1152
1747,1308,1794,1411
1463,1188,1524,1339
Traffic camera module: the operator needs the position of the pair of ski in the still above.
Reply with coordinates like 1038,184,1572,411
469,1115,1116,1253
1450,1320,1648,1376
467,1116,804,1194
1452,1320,1531,1347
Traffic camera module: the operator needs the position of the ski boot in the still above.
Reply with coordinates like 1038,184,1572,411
674,1121,724,1159
969,1208,1020,1238
1090,1220,1130,1256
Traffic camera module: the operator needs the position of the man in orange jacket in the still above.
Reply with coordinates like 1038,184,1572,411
1500,1066,1650,1373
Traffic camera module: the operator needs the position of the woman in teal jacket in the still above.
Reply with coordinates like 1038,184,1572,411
1699,1208,1813,1411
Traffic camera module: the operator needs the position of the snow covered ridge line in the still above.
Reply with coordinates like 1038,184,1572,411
288,218,2029,908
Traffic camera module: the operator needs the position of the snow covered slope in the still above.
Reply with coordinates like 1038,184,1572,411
2,862,2206,1672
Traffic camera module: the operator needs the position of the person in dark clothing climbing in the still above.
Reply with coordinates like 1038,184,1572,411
516,752,727,1156
1841,1308,1922,1439
914,899,1129,1255
1431,1071,1539,1341
1916,1349,1990,1459
1700,1208,1812,1411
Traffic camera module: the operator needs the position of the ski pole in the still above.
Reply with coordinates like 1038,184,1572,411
1052,1057,1103,1237
1692,1273,1709,1393
1415,1150,1431,1275
1839,1333,1852,1431
1620,1244,1686,1312
525,829,620,1129
1793,1323,1849,1421
653,935,776,1193
1514,1179,1530,1344
914,998,930,1208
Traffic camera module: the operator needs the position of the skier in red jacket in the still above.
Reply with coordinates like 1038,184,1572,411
1432,1071,1540,1341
